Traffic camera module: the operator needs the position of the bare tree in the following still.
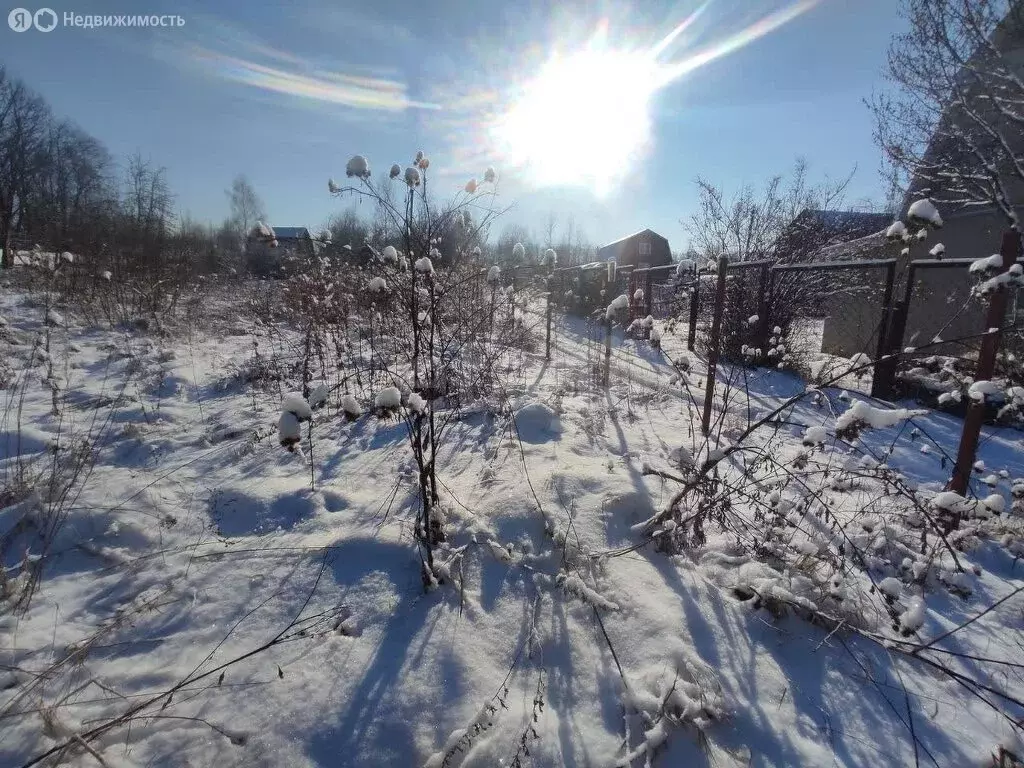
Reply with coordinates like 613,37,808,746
684,158,854,263
871,0,1024,223
227,174,266,245
0,69,50,267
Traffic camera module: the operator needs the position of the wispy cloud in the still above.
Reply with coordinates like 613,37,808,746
155,15,436,113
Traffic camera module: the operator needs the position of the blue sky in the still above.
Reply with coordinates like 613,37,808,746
3,0,901,250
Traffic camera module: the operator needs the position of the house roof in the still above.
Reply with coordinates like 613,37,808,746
598,228,668,251
792,209,892,239
272,226,311,240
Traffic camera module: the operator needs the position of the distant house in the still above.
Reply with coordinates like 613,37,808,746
596,229,671,269
247,226,314,276
774,209,893,263
269,227,314,259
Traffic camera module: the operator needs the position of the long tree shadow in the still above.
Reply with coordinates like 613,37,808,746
307,537,446,765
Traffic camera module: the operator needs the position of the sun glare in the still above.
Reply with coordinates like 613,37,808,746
492,47,660,196
490,1,820,196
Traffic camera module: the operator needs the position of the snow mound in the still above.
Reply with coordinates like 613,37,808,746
374,386,401,409
513,402,562,443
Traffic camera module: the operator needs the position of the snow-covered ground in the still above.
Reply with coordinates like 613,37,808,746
2,282,1023,767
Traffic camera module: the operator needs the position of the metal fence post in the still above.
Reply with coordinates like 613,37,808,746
702,256,729,435
644,268,653,317
603,317,612,388
869,260,898,399
545,274,553,360
948,230,1022,497
755,263,772,357
687,279,700,351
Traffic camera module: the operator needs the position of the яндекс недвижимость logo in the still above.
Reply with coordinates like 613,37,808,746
8,7,57,31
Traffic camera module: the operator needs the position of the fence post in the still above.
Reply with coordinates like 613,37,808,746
603,317,612,388
644,268,653,318
490,282,497,332
545,275,553,360
870,260,898,399
755,264,772,358
687,279,700,351
948,230,1022,497
509,271,516,329
702,256,729,435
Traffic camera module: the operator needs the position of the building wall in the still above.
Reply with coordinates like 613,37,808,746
598,232,671,269
818,211,1015,358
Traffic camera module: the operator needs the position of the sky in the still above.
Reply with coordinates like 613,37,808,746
2,0,903,251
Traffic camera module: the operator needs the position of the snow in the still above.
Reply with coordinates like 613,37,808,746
968,379,1001,401
374,385,401,409
512,242,525,261
802,425,827,445
100,270,112,281
931,491,969,512
969,254,1003,274
340,393,362,418
3,281,1023,768
542,248,556,267
929,243,945,257
368,277,387,292
406,392,427,414
885,220,907,239
982,494,1006,514
382,245,398,263
633,289,644,301
281,392,313,420
278,410,302,447
747,314,759,325
486,265,501,283
307,384,329,409
415,256,434,274
605,294,629,319
907,198,943,227
878,576,902,599
45,309,64,326
512,401,561,441
835,401,926,433
345,155,370,179
899,597,926,633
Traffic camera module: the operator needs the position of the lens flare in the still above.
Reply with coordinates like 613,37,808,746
490,0,820,195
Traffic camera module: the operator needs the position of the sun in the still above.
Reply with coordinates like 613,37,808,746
488,2,821,197
491,45,660,197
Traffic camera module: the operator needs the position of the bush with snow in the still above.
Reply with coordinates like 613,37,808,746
486,265,501,284
407,392,427,414
606,294,629,320
374,386,402,411
885,220,907,239
340,394,362,420
278,392,312,450
345,155,370,179
835,401,926,439
415,256,434,274
907,198,943,228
